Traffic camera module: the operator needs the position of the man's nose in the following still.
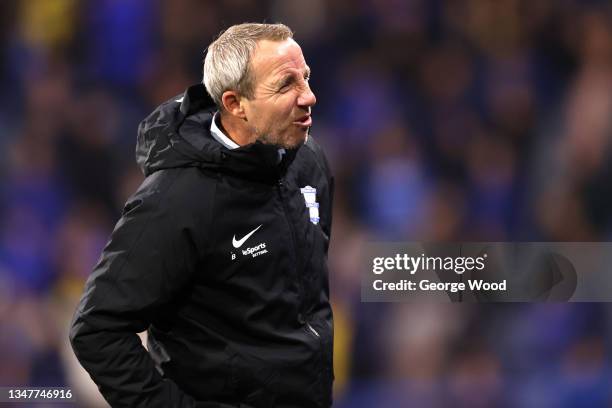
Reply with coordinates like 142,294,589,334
298,85,316,108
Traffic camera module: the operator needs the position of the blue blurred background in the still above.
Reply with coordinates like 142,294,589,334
1,0,612,407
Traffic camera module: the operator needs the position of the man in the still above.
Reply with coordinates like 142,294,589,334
70,23,334,408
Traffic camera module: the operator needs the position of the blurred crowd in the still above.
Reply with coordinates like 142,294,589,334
1,0,612,406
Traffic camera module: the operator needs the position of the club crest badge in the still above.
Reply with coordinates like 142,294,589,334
300,185,320,225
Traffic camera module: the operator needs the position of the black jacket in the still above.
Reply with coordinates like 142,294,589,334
69,85,334,408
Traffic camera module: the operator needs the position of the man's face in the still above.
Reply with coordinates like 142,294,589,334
242,38,316,149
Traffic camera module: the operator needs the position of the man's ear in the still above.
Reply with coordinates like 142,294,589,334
221,91,246,119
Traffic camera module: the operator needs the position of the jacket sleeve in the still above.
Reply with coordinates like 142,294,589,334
69,177,199,408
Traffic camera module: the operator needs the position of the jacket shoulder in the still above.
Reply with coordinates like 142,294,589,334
125,167,217,227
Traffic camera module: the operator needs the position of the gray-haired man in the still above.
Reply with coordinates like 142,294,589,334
70,23,334,408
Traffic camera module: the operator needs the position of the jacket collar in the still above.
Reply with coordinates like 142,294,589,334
171,84,300,182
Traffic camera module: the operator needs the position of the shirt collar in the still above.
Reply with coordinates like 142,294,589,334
210,112,240,150
210,111,287,163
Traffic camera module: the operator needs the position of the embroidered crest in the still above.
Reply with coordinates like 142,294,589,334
300,186,320,225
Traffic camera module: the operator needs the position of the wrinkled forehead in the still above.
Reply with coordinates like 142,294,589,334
250,39,308,80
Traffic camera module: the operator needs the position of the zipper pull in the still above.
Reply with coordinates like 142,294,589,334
306,321,320,338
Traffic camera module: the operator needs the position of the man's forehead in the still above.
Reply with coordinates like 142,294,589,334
251,39,308,75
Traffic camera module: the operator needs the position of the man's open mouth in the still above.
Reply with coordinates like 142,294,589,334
293,115,312,127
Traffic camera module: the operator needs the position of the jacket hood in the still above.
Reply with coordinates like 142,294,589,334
136,84,298,181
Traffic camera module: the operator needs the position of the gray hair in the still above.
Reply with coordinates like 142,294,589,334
203,23,294,108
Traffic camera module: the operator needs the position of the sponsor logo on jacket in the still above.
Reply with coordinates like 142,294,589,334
231,225,268,260
242,242,268,257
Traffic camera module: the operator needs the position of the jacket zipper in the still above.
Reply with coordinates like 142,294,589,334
278,178,328,403
277,178,304,311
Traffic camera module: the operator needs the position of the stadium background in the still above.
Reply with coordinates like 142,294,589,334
1,0,611,406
